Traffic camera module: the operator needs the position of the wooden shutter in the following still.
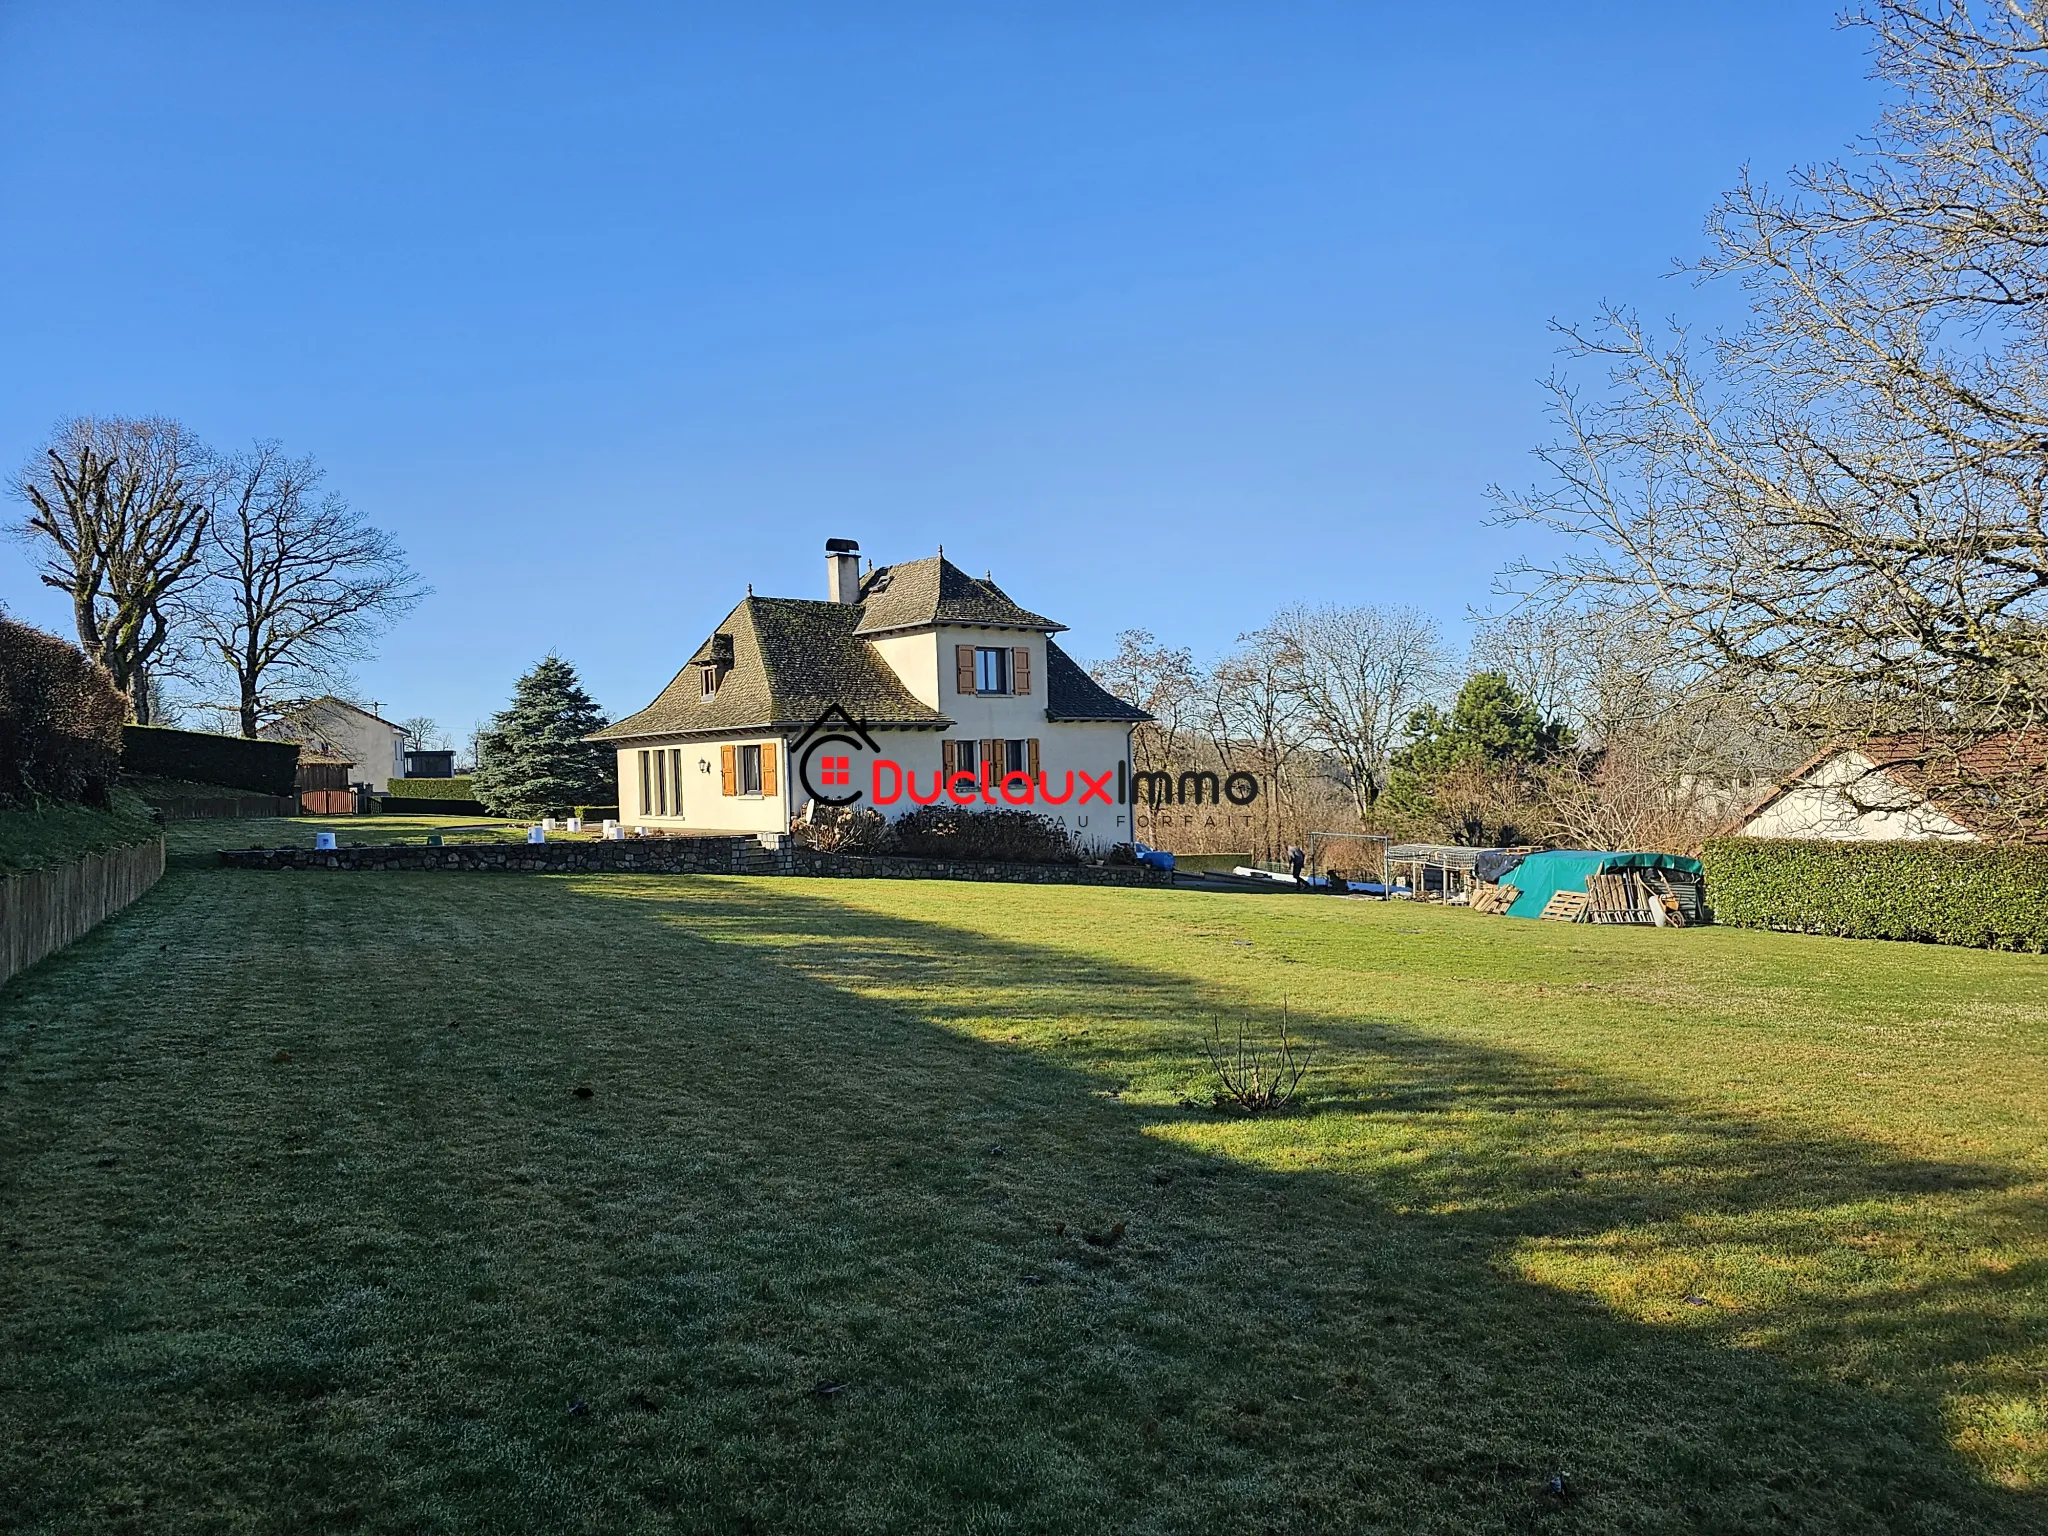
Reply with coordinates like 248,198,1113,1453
982,738,1001,778
760,742,778,796
720,744,736,796
1027,738,1040,777
956,645,976,694
943,740,957,776
1012,646,1031,695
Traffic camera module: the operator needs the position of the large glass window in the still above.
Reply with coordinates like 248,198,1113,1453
738,743,763,796
954,739,978,774
975,647,1012,695
639,748,686,816
1004,739,1029,775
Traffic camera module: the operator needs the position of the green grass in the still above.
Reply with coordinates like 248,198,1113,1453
0,790,160,875
3,822,2046,1532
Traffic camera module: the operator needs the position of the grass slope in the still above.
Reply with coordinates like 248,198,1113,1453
2,825,2045,1532
0,791,160,876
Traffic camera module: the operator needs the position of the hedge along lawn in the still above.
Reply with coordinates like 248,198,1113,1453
1,847,2045,1532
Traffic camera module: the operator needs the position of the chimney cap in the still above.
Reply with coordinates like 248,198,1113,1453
824,537,860,554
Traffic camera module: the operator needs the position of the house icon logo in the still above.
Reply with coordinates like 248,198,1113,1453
790,706,881,808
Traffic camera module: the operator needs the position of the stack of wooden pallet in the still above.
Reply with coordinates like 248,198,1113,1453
1469,881,1520,915
1580,869,1687,926
1539,890,1589,922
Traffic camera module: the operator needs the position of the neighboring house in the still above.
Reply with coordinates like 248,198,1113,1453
266,697,410,793
1724,732,2048,843
591,539,1151,845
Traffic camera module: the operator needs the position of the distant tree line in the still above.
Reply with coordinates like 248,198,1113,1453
1101,0,2048,855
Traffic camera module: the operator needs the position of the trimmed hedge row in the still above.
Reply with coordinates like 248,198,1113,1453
1700,836,2048,952
372,796,489,816
0,620,126,809
121,725,299,797
383,775,474,800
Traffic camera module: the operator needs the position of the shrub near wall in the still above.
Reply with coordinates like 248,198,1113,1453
121,725,299,798
0,620,126,809
1701,836,2048,951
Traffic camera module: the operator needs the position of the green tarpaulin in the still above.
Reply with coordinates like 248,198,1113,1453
1502,850,1704,919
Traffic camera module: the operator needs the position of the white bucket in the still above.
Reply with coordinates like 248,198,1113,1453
566,817,583,833
315,832,337,850
528,826,546,844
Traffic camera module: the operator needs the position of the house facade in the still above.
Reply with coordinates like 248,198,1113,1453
1725,733,2048,842
590,541,1151,846
266,697,410,793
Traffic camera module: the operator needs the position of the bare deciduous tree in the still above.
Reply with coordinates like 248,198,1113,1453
1496,0,2048,775
12,417,213,723
193,442,424,736
1089,629,1204,776
1265,603,1453,817
399,716,446,751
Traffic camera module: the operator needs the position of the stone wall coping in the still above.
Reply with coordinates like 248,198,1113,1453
217,838,1173,888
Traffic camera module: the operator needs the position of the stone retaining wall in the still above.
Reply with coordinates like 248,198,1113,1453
217,837,1173,888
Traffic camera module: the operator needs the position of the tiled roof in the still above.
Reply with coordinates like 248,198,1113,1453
854,556,1064,635
592,597,951,742
1723,729,2048,841
1045,640,1151,722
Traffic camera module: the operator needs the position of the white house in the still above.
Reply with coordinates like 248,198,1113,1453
1725,733,2046,842
591,540,1151,846
266,697,410,793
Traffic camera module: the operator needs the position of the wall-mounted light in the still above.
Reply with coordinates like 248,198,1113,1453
699,759,711,773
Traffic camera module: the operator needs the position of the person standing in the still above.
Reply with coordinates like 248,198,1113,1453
1287,844,1306,885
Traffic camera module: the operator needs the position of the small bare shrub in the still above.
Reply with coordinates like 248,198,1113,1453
1208,1004,1312,1113
886,805,1080,864
793,804,889,854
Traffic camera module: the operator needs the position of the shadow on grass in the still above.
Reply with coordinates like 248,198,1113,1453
1,867,2043,1534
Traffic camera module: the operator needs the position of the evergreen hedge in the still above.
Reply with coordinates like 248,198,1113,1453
0,619,126,809
1700,836,2048,951
383,775,475,800
120,725,300,798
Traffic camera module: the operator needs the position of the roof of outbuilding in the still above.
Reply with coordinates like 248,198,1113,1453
591,596,952,741
854,555,1064,635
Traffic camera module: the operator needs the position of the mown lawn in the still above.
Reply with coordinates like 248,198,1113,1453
2,821,2046,1533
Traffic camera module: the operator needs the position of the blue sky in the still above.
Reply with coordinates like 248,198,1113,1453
0,3,1874,738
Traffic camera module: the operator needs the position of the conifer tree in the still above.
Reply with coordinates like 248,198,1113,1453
470,654,613,817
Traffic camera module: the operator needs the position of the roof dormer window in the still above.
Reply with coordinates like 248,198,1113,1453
700,665,722,700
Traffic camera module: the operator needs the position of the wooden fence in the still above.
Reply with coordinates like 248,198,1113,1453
0,838,166,988
143,792,296,821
